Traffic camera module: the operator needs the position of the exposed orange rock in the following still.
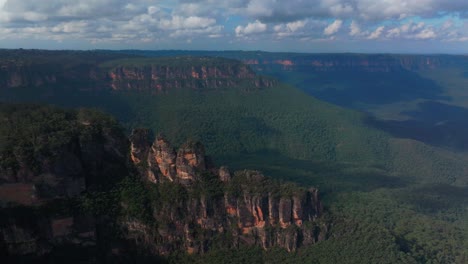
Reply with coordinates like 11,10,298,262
242,227,252,235
52,217,74,237
275,60,294,66
175,140,206,184
226,206,237,216
152,135,177,181
129,128,151,166
292,196,303,226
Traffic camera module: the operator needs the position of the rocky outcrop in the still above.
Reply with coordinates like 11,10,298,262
130,130,210,185
126,131,326,254
129,128,151,164
175,141,206,184
218,166,231,182
123,170,325,254
150,134,177,182
1,106,326,259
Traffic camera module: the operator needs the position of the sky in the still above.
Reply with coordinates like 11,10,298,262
0,0,468,53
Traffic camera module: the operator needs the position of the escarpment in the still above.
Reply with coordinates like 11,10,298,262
106,60,276,91
2,50,468,92
241,54,468,72
126,129,326,254
0,52,276,91
0,105,326,260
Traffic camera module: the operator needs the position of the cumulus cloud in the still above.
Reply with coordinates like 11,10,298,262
367,26,384,39
349,20,361,36
235,20,267,36
287,20,307,32
324,19,343,35
414,28,436,39
271,19,325,40
383,21,443,40
0,0,468,49
0,0,227,43
230,0,468,23
159,16,216,30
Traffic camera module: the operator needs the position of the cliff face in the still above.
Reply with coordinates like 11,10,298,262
130,129,211,185
0,63,59,88
0,106,129,259
0,62,105,91
107,63,275,91
0,55,276,91
126,129,326,255
242,55,468,72
0,107,326,260
2,50,468,92
127,172,325,255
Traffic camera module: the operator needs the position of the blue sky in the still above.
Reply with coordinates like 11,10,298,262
0,0,467,53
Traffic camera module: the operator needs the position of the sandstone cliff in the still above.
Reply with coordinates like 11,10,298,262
106,58,276,92
241,54,468,72
0,106,326,261
0,51,276,91
125,129,326,255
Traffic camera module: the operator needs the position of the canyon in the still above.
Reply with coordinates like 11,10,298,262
0,105,326,261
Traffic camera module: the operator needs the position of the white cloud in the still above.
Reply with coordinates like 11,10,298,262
367,26,384,39
245,0,274,17
0,0,468,50
349,20,361,36
413,28,436,39
287,20,307,32
328,2,354,17
235,20,267,36
51,21,90,34
386,27,400,38
160,16,216,30
324,19,342,35
384,21,446,40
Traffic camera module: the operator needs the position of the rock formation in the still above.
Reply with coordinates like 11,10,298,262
129,128,151,164
175,140,206,184
129,130,210,185
106,62,276,91
0,106,326,260
0,51,276,91
126,129,326,255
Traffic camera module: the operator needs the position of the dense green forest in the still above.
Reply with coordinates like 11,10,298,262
1,103,467,263
1,51,468,262
3,86,468,263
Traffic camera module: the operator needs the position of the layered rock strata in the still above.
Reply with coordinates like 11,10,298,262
127,129,326,254
0,55,276,91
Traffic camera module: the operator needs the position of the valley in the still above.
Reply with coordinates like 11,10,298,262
1,49,468,263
